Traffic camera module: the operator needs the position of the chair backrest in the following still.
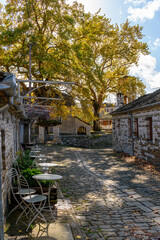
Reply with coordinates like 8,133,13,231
17,175,32,199
10,168,19,179
9,168,19,189
9,168,20,203
13,160,21,174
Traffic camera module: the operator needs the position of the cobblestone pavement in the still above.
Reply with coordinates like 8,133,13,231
43,145,160,240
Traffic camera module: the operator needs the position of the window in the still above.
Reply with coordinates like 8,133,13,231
1,130,6,170
128,118,132,137
113,119,115,130
103,121,107,126
117,119,120,127
146,117,153,141
134,118,139,138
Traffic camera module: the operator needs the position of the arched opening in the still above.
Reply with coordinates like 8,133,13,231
77,126,87,135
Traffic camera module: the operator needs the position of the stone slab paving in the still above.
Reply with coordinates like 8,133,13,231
31,223,74,240
42,145,160,239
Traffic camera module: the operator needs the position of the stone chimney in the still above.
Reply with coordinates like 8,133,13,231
117,92,124,108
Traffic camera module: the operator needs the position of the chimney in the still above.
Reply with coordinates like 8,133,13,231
117,92,124,108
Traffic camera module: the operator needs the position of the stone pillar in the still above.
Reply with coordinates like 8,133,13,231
53,126,59,136
39,126,45,143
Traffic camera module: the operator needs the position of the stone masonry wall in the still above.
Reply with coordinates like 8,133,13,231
59,116,91,135
112,106,160,164
59,134,112,148
59,116,75,135
74,117,91,135
0,109,20,214
133,107,160,164
112,116,133,155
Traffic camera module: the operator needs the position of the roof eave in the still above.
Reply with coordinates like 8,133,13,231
111,101,160,115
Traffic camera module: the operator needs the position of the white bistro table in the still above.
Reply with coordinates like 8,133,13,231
30,152,41,159
36,154,47,161
32,174,62,218
30,150,41,155
37,163,58,173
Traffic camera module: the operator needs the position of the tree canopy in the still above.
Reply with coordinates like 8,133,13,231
0,0,149,130
70,15,149,129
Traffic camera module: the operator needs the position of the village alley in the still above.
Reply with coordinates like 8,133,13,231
40,145,160,240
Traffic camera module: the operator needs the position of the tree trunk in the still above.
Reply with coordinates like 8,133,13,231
93,101,101,131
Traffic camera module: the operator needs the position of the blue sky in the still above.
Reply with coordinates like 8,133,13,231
67,0,160,93
1,0,160,93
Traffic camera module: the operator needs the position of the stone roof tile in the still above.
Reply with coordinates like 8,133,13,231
111,88,160,115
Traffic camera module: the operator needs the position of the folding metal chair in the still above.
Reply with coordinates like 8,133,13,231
17,174,47,231
6,168,36,219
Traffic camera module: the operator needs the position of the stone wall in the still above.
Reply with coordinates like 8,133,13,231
39,126,45,143
112,116,133,155
112,106,160,164
0,109,21,214
134,107,160,164
59,134,112,148
59,116,91,135
59,116,75,135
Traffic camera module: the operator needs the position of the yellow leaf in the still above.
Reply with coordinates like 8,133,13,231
76,236,81,239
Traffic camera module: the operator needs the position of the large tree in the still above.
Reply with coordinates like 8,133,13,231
0,0,84,80
70,15,149,130
0,1,149,129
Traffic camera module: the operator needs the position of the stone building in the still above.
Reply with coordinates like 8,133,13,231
33,116,91,143
59,116,91,135
100,103,117,133
0,72,26,218
111,89,160,164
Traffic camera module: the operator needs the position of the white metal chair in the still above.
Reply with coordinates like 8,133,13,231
17,174,47,231
6,168,36,219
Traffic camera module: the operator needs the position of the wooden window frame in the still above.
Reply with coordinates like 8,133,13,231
113,119,115,130
145,117,153,141
148,117,153,141
134,118,139,138
128,118,132,137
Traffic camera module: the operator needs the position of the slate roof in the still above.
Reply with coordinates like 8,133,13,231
74,116,91,125
111,88,160,115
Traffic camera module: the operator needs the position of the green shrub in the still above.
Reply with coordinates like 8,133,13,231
16,150,51,188
21,168,50,187
16,150,34,170
21,168,42,187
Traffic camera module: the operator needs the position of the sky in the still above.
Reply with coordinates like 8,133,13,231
0,0,160,93
66,0,160,94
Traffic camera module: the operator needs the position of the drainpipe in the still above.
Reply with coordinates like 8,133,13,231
130,113,134,156
0,154,4,240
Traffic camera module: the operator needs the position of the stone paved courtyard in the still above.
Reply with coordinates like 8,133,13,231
44,145,160,240
5,145,160,240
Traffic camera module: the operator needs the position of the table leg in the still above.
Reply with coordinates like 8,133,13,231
48,181,55,220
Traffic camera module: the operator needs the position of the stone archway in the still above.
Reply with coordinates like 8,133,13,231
77,126,87,135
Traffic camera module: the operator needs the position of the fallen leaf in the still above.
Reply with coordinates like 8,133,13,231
154,211,159,214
